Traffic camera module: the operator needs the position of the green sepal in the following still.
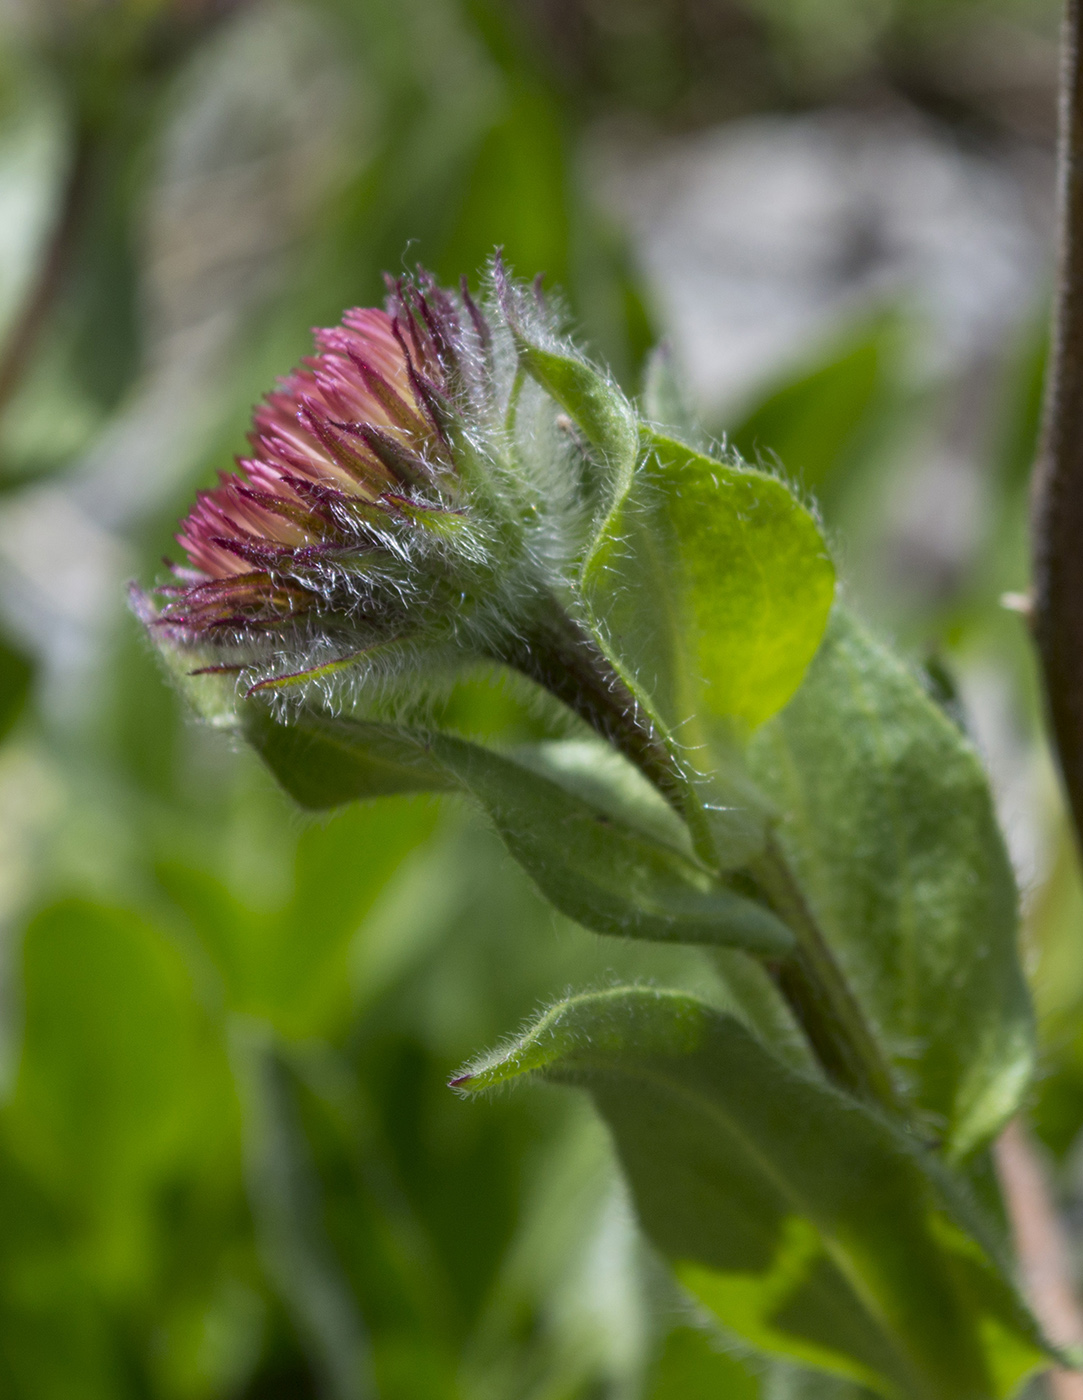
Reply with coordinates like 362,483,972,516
454,987,1051,1400
513,334,637,473
130,585,242,729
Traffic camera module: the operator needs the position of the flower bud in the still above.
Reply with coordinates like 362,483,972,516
136,261,671,798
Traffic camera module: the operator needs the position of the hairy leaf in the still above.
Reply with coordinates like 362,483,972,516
245,709,454,807
497,262,639,534
583,431,834,735
747,609,1034,1157
431,734,793,954
454,988,1048,1400
730,318,898,511
248,705,790,954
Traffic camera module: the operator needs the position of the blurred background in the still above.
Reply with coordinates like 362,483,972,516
0,0,1071,1395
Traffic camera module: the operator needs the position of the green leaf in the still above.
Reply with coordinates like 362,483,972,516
247,704,790,954
244,708,454,808
429,733,793,954
0,629,31,744
7,900,203,1205
766,1366,880,1400
158,796,438,1038
647,1325,762,1399
583,431,835,736
512,337,637,478
454,987,1048,1400
510,737,699,859
747,608,1034,1158
232,1027,375,1400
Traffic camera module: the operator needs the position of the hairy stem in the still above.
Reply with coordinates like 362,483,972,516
750,833,903,1114
0,123,95,420
508,601,901,1111
502,598,716,859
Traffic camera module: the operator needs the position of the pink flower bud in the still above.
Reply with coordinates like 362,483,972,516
145,274,508,696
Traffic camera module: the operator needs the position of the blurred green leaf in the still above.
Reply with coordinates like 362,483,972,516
158,795,439,1038
0,1144,126,1399
233,1027,375,1400
641,341,703,447
286,1048,466,1397
437,78,570,291
647,1325,762,1399
584,430,835,735
0,628,31,743
1019,829,1083,1157
8,899,201,1199
2,896,233,1322
748,608,1033,1158
766,1366,881,1400
455,986,1048,1400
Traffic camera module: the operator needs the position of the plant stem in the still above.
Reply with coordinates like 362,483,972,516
1026,0,1083,1384
1033,0,1083,843
503,598,716,859
510,601,901,1110
750,833,903,1115
0,122,95,421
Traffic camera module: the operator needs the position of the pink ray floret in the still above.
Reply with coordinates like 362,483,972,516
164,301,454,634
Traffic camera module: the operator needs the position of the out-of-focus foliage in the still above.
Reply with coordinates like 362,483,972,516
0,0,1071,1396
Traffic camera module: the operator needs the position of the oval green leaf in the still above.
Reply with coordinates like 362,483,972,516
583,432,835,735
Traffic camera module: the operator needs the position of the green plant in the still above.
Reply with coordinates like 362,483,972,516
138,259,1059,1400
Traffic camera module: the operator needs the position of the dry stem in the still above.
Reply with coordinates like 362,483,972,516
996,1121,1083,1398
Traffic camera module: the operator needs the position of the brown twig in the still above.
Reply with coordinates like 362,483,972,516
1017,0,1083,1385
0,123,95,420
996,1121,1083,1398
1034,0,1083,845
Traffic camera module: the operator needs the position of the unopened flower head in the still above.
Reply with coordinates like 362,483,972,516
137,263,613,710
